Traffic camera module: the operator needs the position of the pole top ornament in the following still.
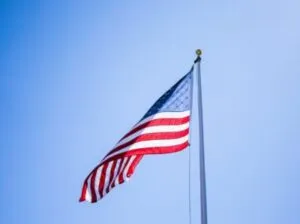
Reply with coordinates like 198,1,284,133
196,49,202,56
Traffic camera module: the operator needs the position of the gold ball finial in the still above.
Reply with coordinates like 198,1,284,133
196,49,202,56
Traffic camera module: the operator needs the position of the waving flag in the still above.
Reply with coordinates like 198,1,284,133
80,68,194,203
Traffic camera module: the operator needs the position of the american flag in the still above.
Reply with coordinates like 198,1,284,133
80,68,194,203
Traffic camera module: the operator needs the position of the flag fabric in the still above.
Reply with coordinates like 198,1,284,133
80,68,194,203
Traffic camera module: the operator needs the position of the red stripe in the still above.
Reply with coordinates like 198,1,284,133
106,160,117,194
111,159,124,188
79,179,88,202
127,155,143,178
90,170,97,203
127,141,189,156
98,163,108,198
120,116,190,141
106,129,189,158
103,141,189,165
118,157,130,184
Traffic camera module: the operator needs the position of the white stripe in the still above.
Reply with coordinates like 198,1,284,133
85,175,92,202
94,166,103,201
132,111,190,130
114,122,190,149
105,135,189,161
101,161,114,197
113,158,128,186
123,156,136,182
108,159,121,191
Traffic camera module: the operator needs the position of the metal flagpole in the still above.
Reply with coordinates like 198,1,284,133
195,49,208,224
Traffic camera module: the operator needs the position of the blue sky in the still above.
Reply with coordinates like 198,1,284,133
1,0,300,223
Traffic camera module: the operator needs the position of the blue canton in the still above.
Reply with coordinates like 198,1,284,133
142,68,193,120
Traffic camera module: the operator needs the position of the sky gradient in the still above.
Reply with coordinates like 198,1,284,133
1,0,300,223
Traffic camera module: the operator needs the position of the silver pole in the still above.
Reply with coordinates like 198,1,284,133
195,49,208,224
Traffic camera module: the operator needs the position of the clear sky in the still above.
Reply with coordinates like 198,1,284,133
1,0,300,223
